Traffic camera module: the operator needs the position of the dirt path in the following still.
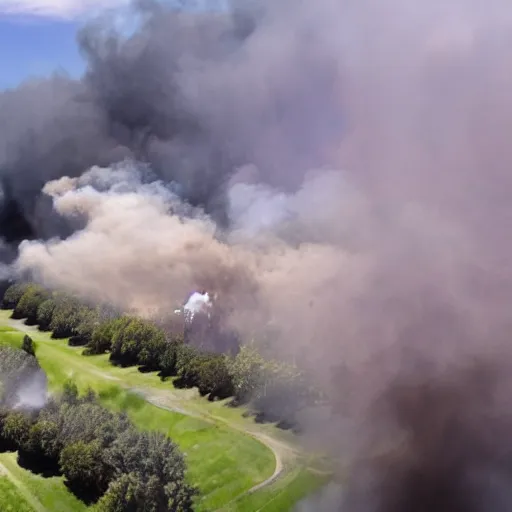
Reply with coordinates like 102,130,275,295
139,391,289,496
6,317,327,506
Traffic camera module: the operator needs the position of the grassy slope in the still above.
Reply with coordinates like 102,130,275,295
0,452,86,512
0,474,35,512
0,311,328,511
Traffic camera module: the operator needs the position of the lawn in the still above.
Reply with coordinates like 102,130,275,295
220,467,329,512
0,452,86,512
0,474,35,512
0,310,329,511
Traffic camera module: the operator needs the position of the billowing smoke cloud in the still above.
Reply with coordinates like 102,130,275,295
15,160,365,367
4,0,512,510
0,346,47,410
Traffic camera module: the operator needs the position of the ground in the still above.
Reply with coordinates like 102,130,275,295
0,311,330,511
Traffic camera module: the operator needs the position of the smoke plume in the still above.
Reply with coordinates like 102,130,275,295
0,346,47,411
4,0,512,509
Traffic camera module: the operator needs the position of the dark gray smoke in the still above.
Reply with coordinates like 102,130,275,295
5,1,512,511
0,0,342,245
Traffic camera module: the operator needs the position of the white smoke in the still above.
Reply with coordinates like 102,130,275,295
15,159,367,371
182,291,212,321
13,370,48,410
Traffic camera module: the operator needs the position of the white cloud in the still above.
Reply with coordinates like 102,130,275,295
0,0,129,20
0,0,228,19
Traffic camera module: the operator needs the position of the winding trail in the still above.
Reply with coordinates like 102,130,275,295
10,319,291,494
137,390,288,497
6,317,331,509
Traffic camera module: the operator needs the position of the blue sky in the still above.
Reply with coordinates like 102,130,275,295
0,15,85,89
0,0,227,90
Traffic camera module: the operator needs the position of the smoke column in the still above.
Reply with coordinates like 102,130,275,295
4,0,512,509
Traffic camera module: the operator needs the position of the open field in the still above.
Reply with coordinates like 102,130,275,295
0,473,35,512
0,452,86,512
0,310,329,511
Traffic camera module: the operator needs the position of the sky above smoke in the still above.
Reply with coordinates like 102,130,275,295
4,0,512,510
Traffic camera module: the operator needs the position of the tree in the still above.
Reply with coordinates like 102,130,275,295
104,430,197,511
137,326,167,370
0,408,21,451
27,419,61,461
159,337,183,377
194,354,234,400
86,316,130,355
110,318,167,368
60,440,108,500
2,411,32,450
21,335,35,356
70,306,100,346
36,298,56,331
96,472,141,512
0,343,196,509
50,295,82,338
226,344,266,404
174,344,201,387
251,361,315,425
2,283,29,310
22,419,61,474
12,285,49,323
62,380,79,406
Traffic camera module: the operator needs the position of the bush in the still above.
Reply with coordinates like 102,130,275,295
0,282,319,430
50,296,82,339
21,335,35,356
194,354,234,400
2,381,196,508
158,336,184,377
60,440,107,500
36,299,56,331
12,285,49,324
2,283,29,310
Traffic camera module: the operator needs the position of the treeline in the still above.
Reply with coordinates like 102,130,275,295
3,283,319,428
0,345,196,511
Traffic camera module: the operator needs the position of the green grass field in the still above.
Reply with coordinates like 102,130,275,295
0,452,86,512
0,474,35,512
0,311,329,511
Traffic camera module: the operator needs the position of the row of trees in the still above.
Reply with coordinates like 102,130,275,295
3,283,319,428
0,345,196,511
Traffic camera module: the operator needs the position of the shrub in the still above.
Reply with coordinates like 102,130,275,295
21,335,35,356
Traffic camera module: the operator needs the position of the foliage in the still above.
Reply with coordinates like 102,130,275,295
50,295,83,339
226,344,267,404
0,371,196,509
69,306,97,346
158,337,183,377
2,282,320,429
101,429,196,511
85,316,131,355
0,315,280,511
60,440,107,498
110,318,167,369
188,353,233,399
0,349,197,510
36,298,56,331
12,285,49,324
2,283,29,310
21,335,35,356
2,411,32,448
